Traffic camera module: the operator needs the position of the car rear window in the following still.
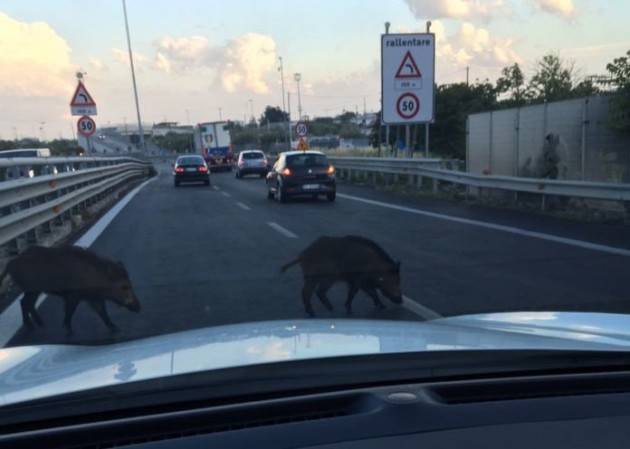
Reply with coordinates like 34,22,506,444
286,154,328,167
243,152,264,160
177,157,203,165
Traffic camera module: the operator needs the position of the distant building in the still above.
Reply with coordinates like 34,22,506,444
152,122,194,137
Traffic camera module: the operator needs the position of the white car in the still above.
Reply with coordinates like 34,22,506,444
235,150,268,179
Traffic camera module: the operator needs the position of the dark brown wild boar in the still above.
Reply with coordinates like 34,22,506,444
281,236,403,316
0,246,141,335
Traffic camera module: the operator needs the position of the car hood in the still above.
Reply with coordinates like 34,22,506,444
2,311,630,406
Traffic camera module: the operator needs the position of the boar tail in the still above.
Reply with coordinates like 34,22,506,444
280,258,300,273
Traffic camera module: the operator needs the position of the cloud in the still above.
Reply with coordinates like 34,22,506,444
111,48,149,69
0,12,75,97
533,0,576,18
152,32,277,94
89,57,108,72
219,33,276,94
403,0,506,21
154,35,212,73
438,21,522,73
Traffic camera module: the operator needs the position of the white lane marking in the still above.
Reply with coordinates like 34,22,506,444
212,185,219,191
267,222,298,239
221,191,231,197
402,294,442,320
0,176,156,347
75,177,157,248
338,193,630,258
236,202,251,211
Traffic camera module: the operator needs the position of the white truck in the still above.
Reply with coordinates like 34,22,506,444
194,121,233,172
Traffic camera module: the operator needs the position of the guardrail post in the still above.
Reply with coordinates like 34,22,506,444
416,175,423,189
432,178,438,194
541,194,546,211
408,175,415,187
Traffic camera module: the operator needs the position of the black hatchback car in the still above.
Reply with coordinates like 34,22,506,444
173,155,210,187
266,151,335,202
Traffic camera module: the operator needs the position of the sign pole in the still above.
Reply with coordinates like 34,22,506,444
405,125,411,157
425,123,429,158
384,22,390,158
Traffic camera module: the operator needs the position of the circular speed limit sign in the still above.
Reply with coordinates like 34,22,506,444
396,92,420,120
295,121,308,138
77,115,96,137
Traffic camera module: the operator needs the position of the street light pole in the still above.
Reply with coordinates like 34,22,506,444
294,73,302,120
122,0,145,152
278,57,289,147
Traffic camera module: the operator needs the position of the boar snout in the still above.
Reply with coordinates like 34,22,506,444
125,293,141,312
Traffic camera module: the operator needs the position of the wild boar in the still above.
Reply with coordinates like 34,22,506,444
0,246,141,335
281,236,403,316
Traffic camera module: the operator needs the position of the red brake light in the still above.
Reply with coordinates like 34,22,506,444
175,166,184,173
198,165,208,173
281,167,291,176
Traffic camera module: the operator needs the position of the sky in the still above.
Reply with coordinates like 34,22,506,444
1,0,629,139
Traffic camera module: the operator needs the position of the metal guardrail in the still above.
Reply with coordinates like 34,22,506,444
328,157,630,203
0,157,153,252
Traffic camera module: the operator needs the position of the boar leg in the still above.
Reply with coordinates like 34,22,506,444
20,292,40,328
88,299,119,333
345,283,359,314
63,297,80,336
316,280,334,311
302,278,317,317
362,286,386,310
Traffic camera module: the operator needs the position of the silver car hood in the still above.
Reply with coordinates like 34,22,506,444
2,311,630,407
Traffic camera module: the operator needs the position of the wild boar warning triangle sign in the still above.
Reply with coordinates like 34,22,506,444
395,51,422,79
70,81,98,116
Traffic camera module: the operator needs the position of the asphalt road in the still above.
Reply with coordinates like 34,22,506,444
7,163,630,346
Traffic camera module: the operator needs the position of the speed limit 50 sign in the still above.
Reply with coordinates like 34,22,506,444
77,115,96,137
381,33,435,124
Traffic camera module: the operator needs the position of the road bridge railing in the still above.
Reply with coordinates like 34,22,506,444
328,156,630,209
0,156,154,253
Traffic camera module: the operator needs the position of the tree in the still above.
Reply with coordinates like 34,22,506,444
571,79,600,98
151,132,194,153
259,106,289,126
309,117,338,136
606,49,630,132
336,111,357,123
496,63,527,106
338,123,363,139
431,81,497,159
528,54,574,102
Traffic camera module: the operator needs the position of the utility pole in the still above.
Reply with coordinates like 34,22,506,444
287,92,293,148
248,99,254,124
384,22,390,155
278,56,289,147
466,66,470,86
122,0,145,152
294,73,302,119
424,20,432,158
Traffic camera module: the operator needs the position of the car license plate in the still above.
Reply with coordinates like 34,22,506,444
185,167,196,172
303,184,319,190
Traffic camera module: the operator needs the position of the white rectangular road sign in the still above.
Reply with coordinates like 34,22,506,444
381,33,435,124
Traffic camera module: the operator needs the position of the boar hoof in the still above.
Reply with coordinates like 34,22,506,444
108,325,121,334
65,329,74,337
